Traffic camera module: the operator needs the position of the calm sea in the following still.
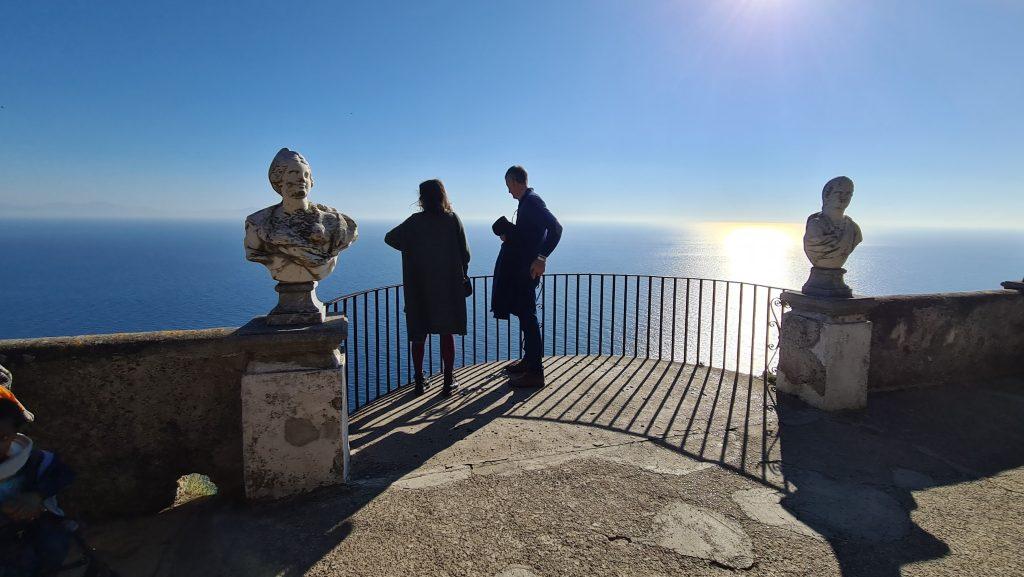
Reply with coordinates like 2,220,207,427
1,218,1022,340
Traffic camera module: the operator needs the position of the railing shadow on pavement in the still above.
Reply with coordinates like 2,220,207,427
351,358,1024,577
92,356,1024,577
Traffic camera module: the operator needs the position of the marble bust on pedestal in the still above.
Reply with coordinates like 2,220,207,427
245,148,357,324
777,177,872,410
801,176,862,298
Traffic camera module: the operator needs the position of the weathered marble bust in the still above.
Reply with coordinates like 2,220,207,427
245,149,357,282
245,148,357,324
801,176,862,298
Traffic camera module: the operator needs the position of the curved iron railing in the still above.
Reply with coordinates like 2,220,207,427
325,274,789,413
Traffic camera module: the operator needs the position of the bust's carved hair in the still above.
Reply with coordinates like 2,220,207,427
822,176,853,202
269,148,313,195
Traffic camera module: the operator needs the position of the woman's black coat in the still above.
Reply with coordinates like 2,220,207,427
385,211,470,339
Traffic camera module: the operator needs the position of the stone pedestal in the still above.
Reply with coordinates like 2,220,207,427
267,281,326,326
776,292,875,411
802,267,853,298
240,316,348,500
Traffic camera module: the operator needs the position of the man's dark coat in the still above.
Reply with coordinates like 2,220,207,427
491,189,562,319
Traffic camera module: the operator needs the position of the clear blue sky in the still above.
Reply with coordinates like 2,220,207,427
3,0,1022,227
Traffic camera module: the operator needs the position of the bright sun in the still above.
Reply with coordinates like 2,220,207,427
717,223,802,286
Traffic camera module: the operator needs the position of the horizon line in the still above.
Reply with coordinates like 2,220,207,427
1,214,1021,233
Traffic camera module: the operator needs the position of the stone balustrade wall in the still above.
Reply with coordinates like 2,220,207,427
0,320,346,520
867,290,1024,391
1,289,1019,517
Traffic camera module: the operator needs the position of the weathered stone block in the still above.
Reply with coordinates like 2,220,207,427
777,292,874,411
241,350,349,500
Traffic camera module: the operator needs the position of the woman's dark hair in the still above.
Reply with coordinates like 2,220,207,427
418,179,452,214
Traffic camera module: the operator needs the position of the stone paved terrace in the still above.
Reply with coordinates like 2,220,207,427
87,355,1024,577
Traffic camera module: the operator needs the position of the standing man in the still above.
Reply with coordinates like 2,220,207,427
491,165,563,388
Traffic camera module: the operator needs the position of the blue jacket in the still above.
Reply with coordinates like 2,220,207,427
491,189,563,319
0,448,75,529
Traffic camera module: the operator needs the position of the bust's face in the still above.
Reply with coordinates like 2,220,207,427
280,158,312,200
824,181,853,212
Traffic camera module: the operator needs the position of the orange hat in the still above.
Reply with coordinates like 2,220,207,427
0,386,34,423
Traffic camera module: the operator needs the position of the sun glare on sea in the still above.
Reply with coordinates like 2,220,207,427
712,222,803,287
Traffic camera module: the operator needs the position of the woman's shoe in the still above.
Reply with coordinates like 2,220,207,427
414,373,426,395
442,370,456,396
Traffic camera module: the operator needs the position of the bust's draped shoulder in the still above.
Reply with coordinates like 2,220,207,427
805,212,826,230
245,204,279,245
803,211,862,268
243,200,357,283
315,203,358,252
313,203,339,220
246,204,277,226
245,203,357,251
846,215,862,236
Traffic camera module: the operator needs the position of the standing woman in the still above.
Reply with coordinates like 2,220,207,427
385,179,471,396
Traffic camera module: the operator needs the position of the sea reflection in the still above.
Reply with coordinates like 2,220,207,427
693,222,805,289
7,218,1017,341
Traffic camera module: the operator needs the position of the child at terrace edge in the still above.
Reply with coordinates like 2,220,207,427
0,365,76,576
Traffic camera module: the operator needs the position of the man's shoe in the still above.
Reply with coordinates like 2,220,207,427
505,360,529,375
414,373,426,395
509,370,545,388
